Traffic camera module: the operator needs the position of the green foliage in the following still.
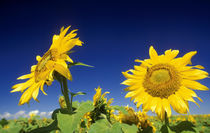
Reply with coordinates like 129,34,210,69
88,119,138,133
170,121,196,133
70,92,86,97
0,117,53,133
57,101,94,133
1,106,210,133
112,105,129,115
0,118,9,127
68,62,94,68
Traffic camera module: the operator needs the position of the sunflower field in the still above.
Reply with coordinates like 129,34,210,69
6,26,209,133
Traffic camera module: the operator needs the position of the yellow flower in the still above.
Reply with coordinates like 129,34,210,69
117,107,139,126
93,86,110,105
29,113,36,118
3,125,9,129
122,46,209,120
11,26,83,105
83,112,92,128
188,115,196,124
117,107,155,132
42,117,47,123
93,87,102,105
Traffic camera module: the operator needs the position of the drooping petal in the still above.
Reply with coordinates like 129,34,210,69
54,64,72,80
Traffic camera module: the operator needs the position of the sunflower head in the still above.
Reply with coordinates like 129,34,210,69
122,46,209,120
117,107,139,126
11,26,83,105
117,106,155,132
93,86,111,106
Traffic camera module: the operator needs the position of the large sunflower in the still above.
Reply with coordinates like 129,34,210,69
122,46,209,120
11,26,83,105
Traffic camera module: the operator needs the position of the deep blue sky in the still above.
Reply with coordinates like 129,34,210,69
0,0,210,116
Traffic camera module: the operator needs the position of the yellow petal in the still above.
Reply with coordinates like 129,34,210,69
11,78,34,92
60,54,73,63
169,94,188,114
36,55,42,62
125,92,135,98
32,87,40,101
40,81,47,95
17,73,33,80
149,46,158,59
162,99,171,117
135,59,151,67
155,99,164,120
193,65,205,69
181,51,197,66
164,49,179,61
182,79,209,90
121,79,139,86
31,65,37,72
181,69,208,80
101,92,110,99
61,38,83,53
18,83,39,105
52,61,72,80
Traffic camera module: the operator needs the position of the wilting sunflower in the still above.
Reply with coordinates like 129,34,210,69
83,87,114,128
93,86,113,106
122,46,209,120
11,26,83,105
117,106,155,132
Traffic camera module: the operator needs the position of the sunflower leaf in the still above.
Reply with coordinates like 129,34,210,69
112,105,128,114
68,62,94,68
70,91,87,97
57,101,94,133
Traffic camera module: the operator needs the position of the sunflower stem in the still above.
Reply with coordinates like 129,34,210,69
70,93,73,111
164,111,169,126
62,77,72,113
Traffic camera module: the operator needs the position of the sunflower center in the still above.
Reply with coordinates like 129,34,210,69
35,49,57,82
143,64,180,98
150,69,170,84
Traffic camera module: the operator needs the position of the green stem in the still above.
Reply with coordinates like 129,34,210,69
62,77,72,113
70,93,73,111
164,111,169,126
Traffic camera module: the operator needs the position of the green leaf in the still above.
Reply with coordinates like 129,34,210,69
68,62,94,68
88,119,112,133
170,121,196,133
88,120,138,133
70,92,86,97
0,121,22,133
160,125,176,133
112,105,128,115
120,123,138,133
28,120,58,133
72,101,80,108
57,101,94,133
111,122,123,133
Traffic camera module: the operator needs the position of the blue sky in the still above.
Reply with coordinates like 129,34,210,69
0,0,210,117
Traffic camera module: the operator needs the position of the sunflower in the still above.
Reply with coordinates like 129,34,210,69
117,106,155,132
122,46,209,120
11,26,83,105
93,86,113,106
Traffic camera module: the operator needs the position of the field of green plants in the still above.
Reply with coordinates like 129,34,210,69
0,100,210,133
